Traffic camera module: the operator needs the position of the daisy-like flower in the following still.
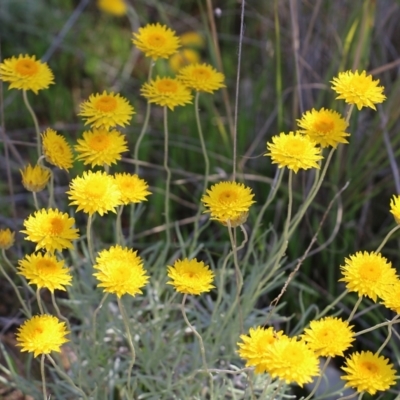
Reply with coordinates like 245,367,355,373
97,0,127,16
177,63,225,93
132,23,180,60
75,129,128,167
167,258,215,295
114,173,151,205
237,326,285,373
265,132,323,173
0,228,15,250
93,245,149,298
79,91,134,130
18,253,72,292
20,164,50,192
0,54,54,94
201,181,255,227
265,336,320,387
389,195,400,224
180,31,205,48
16,315,69,357
141,76,193,110
380,279,400,314
297,108,350,148
169,49,200,73
301,316,355,357
341,351,397,395
331,70,386,110
42,128,74,171
339,251,398,302
21,209,79,253
68,170,122,216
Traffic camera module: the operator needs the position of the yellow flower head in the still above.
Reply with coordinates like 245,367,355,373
180,32,205,48
93,245,149,298
331,70,386,110
68,170,122,216
16,315,69,357
169,49,200,73
20,164,51,192
0,228,15,250
297,108,350,148
0,54,54,94
167,258,215,295
389,195,400,224
339,251,398,302
177,63,226,93
114,173,151,205
380,279,400,314
237,326,285,373
265,132,323,173
21,209,79,253
42,128,74,171
141,76,193,110
132,23,180,60
341,351,397,395
265,336,320,387
301,316,355,357
97,0,127,16
79,91,135,130
201,181,255,227
75,129,128,167
18,253,72,292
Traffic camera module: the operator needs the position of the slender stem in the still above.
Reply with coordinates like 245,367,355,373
180,294,214,398
92,293,109,341
87,215,95,264
190,92,209,252
348,296,363,322
339,392,358,400
32,192,40,210
377,321,394,355
315,290,348,320
51,292,71,334
48,170,55,209
116,205,125,246
375,225,400,253
304,357,332,400
163,106,171,249
46,354,88,399
117,297,136,396
41,354,47,400
345,104,355,124
36,288,45,314
355,315,400,337
128,203,136,246
22,90,41,159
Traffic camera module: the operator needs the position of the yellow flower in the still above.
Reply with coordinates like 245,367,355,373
331,70,386,110
0,228,15,250
389,195,400,224
68,170,122,216
180,32,205,48
297,108,350,148
21,209,79,253
132,23,180,60
177,63,225,93
301,316,354,357
265,132,323,173
169,49,200,73
265,336,320,387
114,173,151,205
380,279,400,314
16,315,69,357
42,128,74,171
141,77,193,110
237,326,285,373
75,129,128,167
0,54,54,94
201,181,255,227
79,91,135,130
18,253,72,292
93,245,149,298
97,0,127,16
341,351,397,395
339,251,398,302
167,258,215,295
20,164,51,192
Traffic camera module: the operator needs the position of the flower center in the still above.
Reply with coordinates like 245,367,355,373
351,77,367,95
147,33,166,48
15,59,39,76
314,117,334,133
86,183,107,199
37,259,57,274
48,217,64,235
285,138,304,155
192,68,211,80
95,96,117,112
219,190,237,203
156,79,178,94
361,361,379,374
359,261,381,281
89,132,112,151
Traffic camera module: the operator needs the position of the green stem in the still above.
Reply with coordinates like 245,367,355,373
375,225,400,253
92,293,109,342
48,170,55,209
163,106,171,250
51,292,71,334
181,294,214,398
304,357,332,400
117,297,136,396
22,90,41,159
348,296,363,322
36,288,44,314
355,315,400,337
116,205,125,246
32,192,40,210
87,215,95,264
377,319,395,355
345,104,355,124
41,354,47,400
